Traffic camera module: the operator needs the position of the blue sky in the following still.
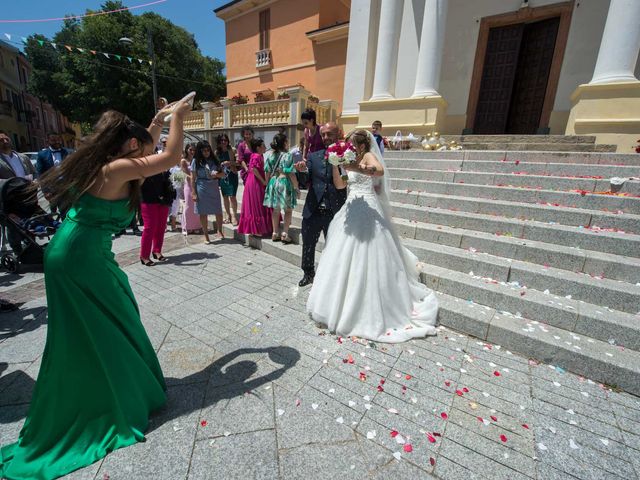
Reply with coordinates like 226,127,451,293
1,0,228,61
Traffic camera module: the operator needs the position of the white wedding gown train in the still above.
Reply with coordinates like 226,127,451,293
307,171,438,343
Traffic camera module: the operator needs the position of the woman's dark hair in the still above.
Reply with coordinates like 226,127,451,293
183,142,196,159
215,133,231,156
240,126,254,137
270,133,288,153
37,110,153,211
347,129,371,153
249,138,264,153
301,108,316,124
194,140,219,168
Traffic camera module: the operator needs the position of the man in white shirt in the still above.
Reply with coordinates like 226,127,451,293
0,131,35,180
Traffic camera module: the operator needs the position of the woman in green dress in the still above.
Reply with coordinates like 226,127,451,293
0,100,192,480
263,133,299,243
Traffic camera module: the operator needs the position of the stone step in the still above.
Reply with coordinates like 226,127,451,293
384,149,640,166
458,142,617,152
292,189,640,234
388,178,640,214
282,189,640,258
389,201,640,257
400,237,640,314
384,159,640,178
387,168,640,196
435,292,640,396
454,135,598,144
236,189,640,283
221,223,640,396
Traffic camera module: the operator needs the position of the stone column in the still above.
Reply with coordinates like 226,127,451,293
220,98,233,129
412,0,448,97
370,0,404,100
590,0,640,84
200,101,214,130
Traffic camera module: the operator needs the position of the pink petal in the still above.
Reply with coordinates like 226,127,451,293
429,457,436,466
403,443,413,453
441,412,448,420
427,433,436,443
493,371,501,377
500,434,508,442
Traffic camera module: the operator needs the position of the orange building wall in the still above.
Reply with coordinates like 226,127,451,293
225,0,319,90
318,0,350,28
221,0,348,112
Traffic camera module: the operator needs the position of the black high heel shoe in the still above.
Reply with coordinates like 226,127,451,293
152,253,167,262
140,258,155,266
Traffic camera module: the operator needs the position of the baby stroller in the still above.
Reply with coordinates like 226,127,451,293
0,177,61,273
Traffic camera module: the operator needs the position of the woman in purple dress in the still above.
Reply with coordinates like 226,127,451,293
237,138,272,237
302,108,324,161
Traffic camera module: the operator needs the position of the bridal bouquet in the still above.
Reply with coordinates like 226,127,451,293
170,170,187,187
326,141,356,180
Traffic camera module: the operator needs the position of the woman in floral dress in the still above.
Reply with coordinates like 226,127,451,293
263,134,298,243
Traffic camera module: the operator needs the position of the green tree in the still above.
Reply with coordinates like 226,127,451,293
25,1,225,125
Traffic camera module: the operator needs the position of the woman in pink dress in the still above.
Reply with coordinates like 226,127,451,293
237,138,272,237
181,143,201,234
236,126,254,184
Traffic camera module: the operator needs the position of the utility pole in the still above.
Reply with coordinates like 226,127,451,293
147,26,158,113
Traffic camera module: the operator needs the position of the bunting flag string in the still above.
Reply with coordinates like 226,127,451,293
9,35,153,65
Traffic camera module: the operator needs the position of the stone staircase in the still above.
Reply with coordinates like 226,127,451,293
454,135,617,152
224,149,640,395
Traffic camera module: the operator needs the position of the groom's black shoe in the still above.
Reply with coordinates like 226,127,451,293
298,275,314,287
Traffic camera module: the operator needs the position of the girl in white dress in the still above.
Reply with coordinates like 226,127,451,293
307,130,438,343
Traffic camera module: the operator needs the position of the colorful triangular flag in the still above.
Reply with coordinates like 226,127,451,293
64,45,72,52
102,52,110,59
90,50,97,55
138,58,143,64
76,48,85,53
21,37,28,44
114,54,121,60
4,33,11,40
51,42,57,49
37,39,45,46
127,57,132,63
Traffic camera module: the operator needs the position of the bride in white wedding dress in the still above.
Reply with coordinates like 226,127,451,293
307,130,438,343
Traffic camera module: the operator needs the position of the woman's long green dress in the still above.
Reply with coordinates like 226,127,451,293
0,194,167,480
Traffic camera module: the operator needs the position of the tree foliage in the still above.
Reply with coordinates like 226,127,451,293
25,1,225,125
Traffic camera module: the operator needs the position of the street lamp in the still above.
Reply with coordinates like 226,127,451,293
119,27,159,113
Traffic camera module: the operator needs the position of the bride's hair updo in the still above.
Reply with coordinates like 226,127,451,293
347,129,371,152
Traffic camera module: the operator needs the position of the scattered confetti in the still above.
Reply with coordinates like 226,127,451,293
427,433,436,443
569,438,579,449
366,430,377,440
277,409,285,416
336,417,344,424
441,412,448,420
600,438,609,446
500,434,508,442
403,444,413,453
393,452,402,461
311,403,319,410
538,442,548,451
493,371,501,377
390,430,399,438
200,420,208,427
430,457,436,466
388,408,399,414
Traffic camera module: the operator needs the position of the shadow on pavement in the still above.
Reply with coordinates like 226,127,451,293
0,307,47,341
149,346,301,433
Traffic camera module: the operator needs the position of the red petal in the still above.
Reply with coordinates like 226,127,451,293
427,433,436,443
403,443,413,453
522,424,529,429
515,160,520,165
433,432,442,437
490,415,498,422
462,387,469,393
200,420,207,427
477,416,484,422
377,385,384,392
441,412,448,420
429,457,436,466
405,375,412,380
500,434,508,442
493,371,501,376
444,381,451,387
455,390,464,396
380,379,386,385
390,430,399,438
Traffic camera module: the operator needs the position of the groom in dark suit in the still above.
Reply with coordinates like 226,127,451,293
295,122,347,287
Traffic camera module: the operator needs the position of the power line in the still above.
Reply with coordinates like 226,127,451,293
0,0,168,24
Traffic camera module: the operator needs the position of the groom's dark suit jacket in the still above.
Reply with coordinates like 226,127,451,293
302,148,347,219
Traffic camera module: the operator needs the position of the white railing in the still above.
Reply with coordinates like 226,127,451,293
211,107,224,128
255,49,272,69
231,99,290,127
183,111,204,130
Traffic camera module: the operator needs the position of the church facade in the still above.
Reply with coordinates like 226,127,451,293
341,0,640,152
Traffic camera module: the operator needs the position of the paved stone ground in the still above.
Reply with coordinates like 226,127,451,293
1,239,640,479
